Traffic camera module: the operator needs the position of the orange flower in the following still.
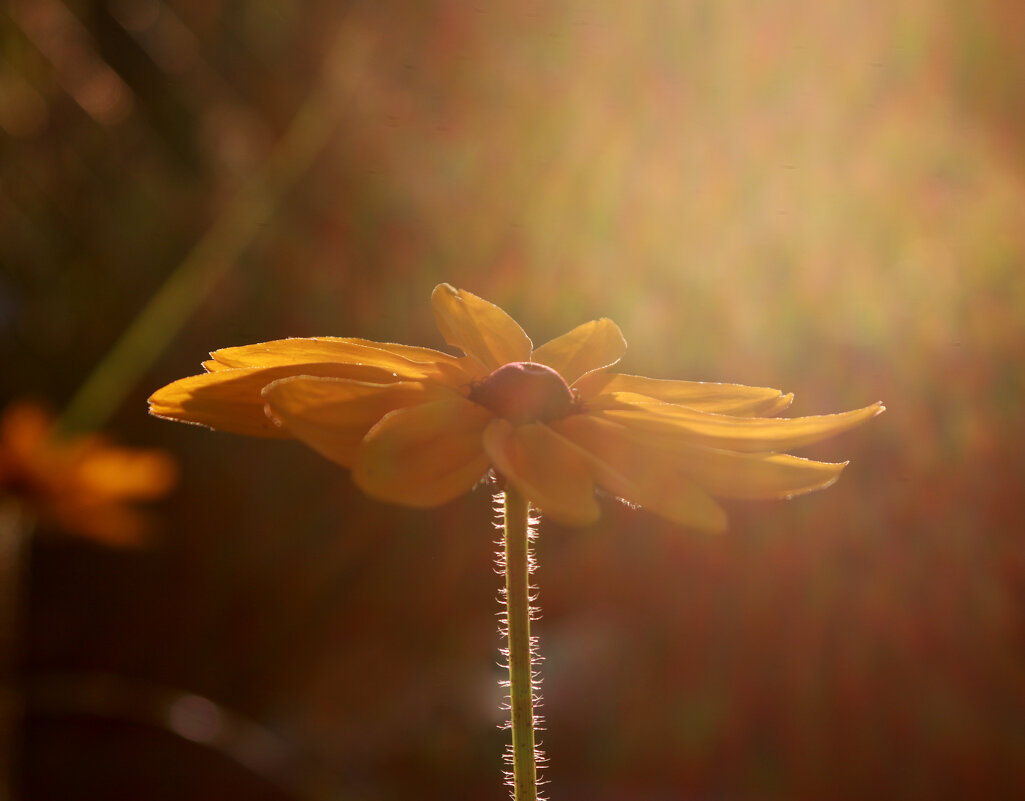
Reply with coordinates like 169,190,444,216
0,401,177,545
149,284,883,529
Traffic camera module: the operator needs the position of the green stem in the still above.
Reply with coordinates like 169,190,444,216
503,486,538,801
54,22,366,436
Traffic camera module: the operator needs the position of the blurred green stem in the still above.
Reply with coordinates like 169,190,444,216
54,24,365,436
503,486,538,801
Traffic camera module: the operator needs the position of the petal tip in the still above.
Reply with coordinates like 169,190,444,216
432,283,459,300
259,376,290,400
260,401,286,429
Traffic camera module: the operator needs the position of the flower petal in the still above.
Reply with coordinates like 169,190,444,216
209,337,467,381
595,400,885,453
148,363,402,437
482,419,600,525
557,414,847,501
352,397,492,508
530,318,627,384
431,284,532,371
552,415,727,530
577,373,793,416
263,378,456,467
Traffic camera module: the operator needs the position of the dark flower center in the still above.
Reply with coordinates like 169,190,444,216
469,361,576,424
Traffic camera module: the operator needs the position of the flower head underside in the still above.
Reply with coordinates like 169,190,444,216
149,284,884,529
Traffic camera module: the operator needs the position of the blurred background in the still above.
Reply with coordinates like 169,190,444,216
2,0,1025,798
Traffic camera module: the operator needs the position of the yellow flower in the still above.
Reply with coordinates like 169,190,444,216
149,284,883,529
0,401,178,545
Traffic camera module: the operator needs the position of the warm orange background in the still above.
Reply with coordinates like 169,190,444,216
3,2,1024,799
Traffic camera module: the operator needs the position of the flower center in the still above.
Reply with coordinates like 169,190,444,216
469,361,576,424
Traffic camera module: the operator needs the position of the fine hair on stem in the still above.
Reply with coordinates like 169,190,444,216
494,487,547,801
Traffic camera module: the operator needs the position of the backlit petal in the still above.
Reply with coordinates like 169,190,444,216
431,284,532,371
552,415,727,530
531,318,627,384
148,363,402,437
596,400,885,453
482,419,599,525
263,378,456,467
353,397,492,507
209,337,467,381
558,414,847,501
577,373,793,416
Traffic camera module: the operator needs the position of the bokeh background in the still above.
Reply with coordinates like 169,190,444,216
3,1,1025,799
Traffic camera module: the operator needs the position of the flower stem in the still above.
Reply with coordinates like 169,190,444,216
503,485,539,801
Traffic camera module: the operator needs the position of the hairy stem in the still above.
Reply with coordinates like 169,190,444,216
502,486,539,801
